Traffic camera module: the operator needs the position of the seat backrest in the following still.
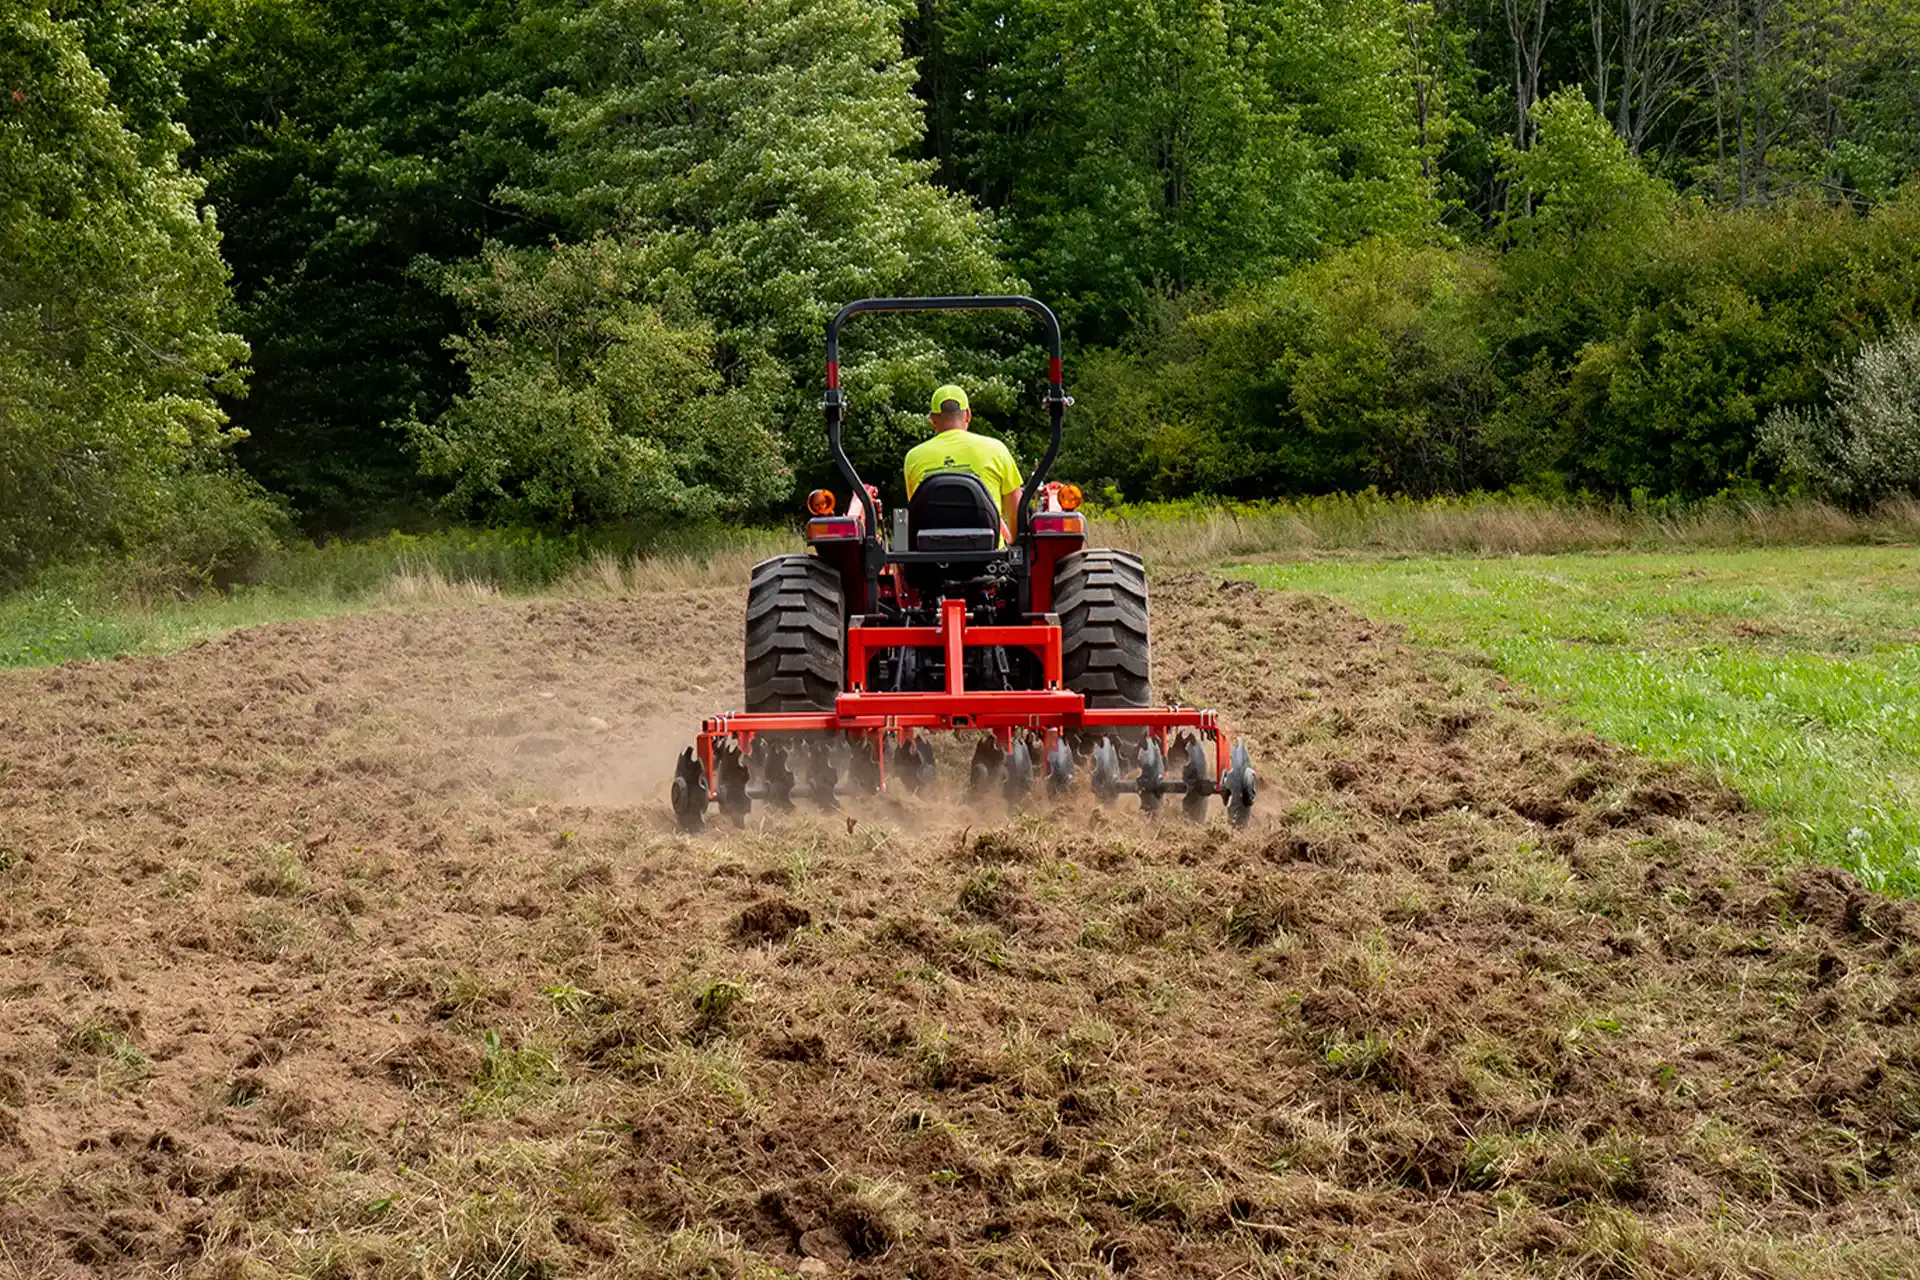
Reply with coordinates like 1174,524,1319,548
908,471,1000,553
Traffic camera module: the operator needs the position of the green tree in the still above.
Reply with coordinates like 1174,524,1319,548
917,0,1438,344
1062,240,1494,498
1,2,265,584
181,0,528,531
420,0,1015,526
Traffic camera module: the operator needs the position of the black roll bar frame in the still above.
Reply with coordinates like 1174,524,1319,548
822,296,1069,609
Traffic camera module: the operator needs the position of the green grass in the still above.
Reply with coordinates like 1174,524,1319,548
0,523,796,669
1240,547,1920,893
0,579,367,668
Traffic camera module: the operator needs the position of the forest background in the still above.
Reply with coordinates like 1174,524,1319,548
5,0,1920,589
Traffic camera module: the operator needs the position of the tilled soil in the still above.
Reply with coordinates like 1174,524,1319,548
1,576,1917,1279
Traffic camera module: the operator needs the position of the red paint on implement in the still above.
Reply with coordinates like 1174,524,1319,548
698,602,1229,790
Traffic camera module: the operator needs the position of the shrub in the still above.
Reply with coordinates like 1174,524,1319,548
1760,326,1920,508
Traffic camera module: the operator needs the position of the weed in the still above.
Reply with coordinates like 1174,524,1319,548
1077,917,1120,950
1267,1105,1354,1174
242,906,302,958
915,1027,960,1089
1463,1132,1531,1189
61,1016,150,1089
1684,1118,1779,1200
244,841,309,898
1322,1032,1398,1085
689,978,748,1039
430,969,506,1022
949,924,1009,974
1222,883,1295,946
540,984,599,1018
957,865,1012,919
1542,1132,1647,1203
841,1174,916,1253
464,1030,564,1117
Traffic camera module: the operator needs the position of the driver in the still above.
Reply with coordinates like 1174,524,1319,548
904,384,1024,539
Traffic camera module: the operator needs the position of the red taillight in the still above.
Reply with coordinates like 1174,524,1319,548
1031,512,1085,535
807,516,860,540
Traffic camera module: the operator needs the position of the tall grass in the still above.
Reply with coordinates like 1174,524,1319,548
1095,492,1920,569
260,523,798,599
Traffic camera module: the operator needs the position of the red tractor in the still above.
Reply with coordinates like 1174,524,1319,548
672,296,1254,828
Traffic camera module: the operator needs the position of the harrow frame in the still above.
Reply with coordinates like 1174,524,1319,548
682,598,1237,813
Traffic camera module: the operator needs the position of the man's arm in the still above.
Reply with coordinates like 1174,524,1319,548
1001,485,1023,530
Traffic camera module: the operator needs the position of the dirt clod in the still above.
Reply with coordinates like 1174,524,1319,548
735,898,811,944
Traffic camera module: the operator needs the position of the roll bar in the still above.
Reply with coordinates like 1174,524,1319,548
822,296,1069,555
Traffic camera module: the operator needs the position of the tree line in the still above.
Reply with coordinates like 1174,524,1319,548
3,0,1918,584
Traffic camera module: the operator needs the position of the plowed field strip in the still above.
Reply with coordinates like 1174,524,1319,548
0,578,1915,1278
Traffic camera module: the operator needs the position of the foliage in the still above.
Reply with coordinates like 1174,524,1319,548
417,0,1017,526
1492,189,1920,499
1500,89,1676,250
416,238,786,525
916,0,1435,344
181,0,525,530
11,0,1920,570
0,1,263,586
1080,142,1920,503
1761,326,1920,507
1061,241,1494,497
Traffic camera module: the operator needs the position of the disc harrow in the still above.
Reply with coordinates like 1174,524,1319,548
671,292,1258,834
674,721,1256,831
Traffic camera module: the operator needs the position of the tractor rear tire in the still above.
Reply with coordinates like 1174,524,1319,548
744,555,844,713
1053,549,1151,709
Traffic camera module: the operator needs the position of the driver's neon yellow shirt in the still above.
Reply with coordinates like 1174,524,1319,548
903,429,1022,504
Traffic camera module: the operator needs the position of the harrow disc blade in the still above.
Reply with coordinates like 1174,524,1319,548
1222,740,1256,828
806,741,840,810
1090,737,1122,805
758,742,796,811
1180,734,1213,824
890,736,936,793
848,738,882,794
1136,739,1165,814
970,739,1004,795
1046,737,1075,798
671,746,709,832
716,741,752,827
1005,737,1034,805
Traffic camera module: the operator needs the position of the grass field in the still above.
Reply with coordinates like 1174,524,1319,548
1240,546,1920,893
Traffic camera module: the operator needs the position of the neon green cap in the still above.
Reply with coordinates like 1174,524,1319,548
930,383,970,415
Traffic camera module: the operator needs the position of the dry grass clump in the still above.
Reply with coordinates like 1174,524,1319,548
567,532,799,596
375,561,504,604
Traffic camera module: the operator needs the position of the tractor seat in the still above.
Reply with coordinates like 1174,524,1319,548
908,471,1002,553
